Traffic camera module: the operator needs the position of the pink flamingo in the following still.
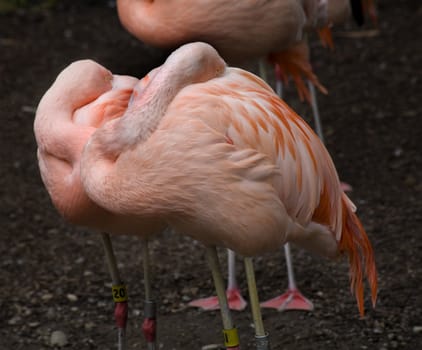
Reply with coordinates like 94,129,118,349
35,42,378,348
114,0,376,313
34,62,165,349
79,41,377,341
114,0,322,313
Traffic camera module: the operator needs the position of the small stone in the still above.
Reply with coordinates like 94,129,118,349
21,306,32,316
41,293,54,301
21,105,37,113
47,228,59,235
50,330,68,347
201,344,224,350
393,147,403,157
84,321,95,331
75,256,85,264
413,326,422,333
132,309,141,316
8,316,21,325
373,320,384,334
66,293,78,302
46,307,56,320
97,301,107,308
28,321,40,328
33,214,42,222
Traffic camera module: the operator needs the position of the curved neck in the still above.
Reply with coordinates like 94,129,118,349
95,43,226,157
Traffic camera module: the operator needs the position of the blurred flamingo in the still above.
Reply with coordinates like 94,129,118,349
115,0,377,100
116,0,329,102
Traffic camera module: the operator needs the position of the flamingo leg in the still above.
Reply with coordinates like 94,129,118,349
258,60,268,84
206,246,240,350
259,66,314,312
307,81,352,192
101,233,128,350
141,239,157,350
188,249,247,311
244,257,271,350
307,80,324,143
226,249,248,310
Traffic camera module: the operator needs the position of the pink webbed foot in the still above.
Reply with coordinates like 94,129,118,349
188,287,247,311
260,288,314,312
226,287,248,311
188,295,220,311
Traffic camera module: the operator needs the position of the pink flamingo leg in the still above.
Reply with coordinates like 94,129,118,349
101,233,128,349
261,243,314,311
188,249,247,311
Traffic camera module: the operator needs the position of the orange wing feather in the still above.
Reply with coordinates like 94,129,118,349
339,194,378,316
177,68,377,314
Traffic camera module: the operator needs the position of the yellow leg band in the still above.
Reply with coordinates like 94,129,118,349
111,284,128,302
223,327,240,347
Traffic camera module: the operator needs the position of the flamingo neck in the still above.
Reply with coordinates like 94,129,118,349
96,43,226,158
96,65,188,157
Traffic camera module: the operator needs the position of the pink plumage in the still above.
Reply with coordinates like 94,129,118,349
34,42,377,316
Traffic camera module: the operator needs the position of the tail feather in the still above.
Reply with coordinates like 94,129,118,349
339,194,377,316
317,26,335,50
268,41,328,104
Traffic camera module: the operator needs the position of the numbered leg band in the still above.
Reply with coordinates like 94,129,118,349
223,327,240,348
112,284,128,303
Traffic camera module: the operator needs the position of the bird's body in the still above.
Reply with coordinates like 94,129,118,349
117,0,306,65
116,0,375,104
75,43,376,314
34,61,166,236
84,64,335,256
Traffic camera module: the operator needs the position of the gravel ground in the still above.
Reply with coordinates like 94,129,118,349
0,0,421,349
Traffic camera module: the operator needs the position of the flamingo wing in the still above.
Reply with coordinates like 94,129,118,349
80,67,341,255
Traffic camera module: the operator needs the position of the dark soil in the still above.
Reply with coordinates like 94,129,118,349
1,1,421,349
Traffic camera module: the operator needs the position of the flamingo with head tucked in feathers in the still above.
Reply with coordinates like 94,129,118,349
115,0,321,313
114,0,377,312
34,63,161,349
34,42,377,348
